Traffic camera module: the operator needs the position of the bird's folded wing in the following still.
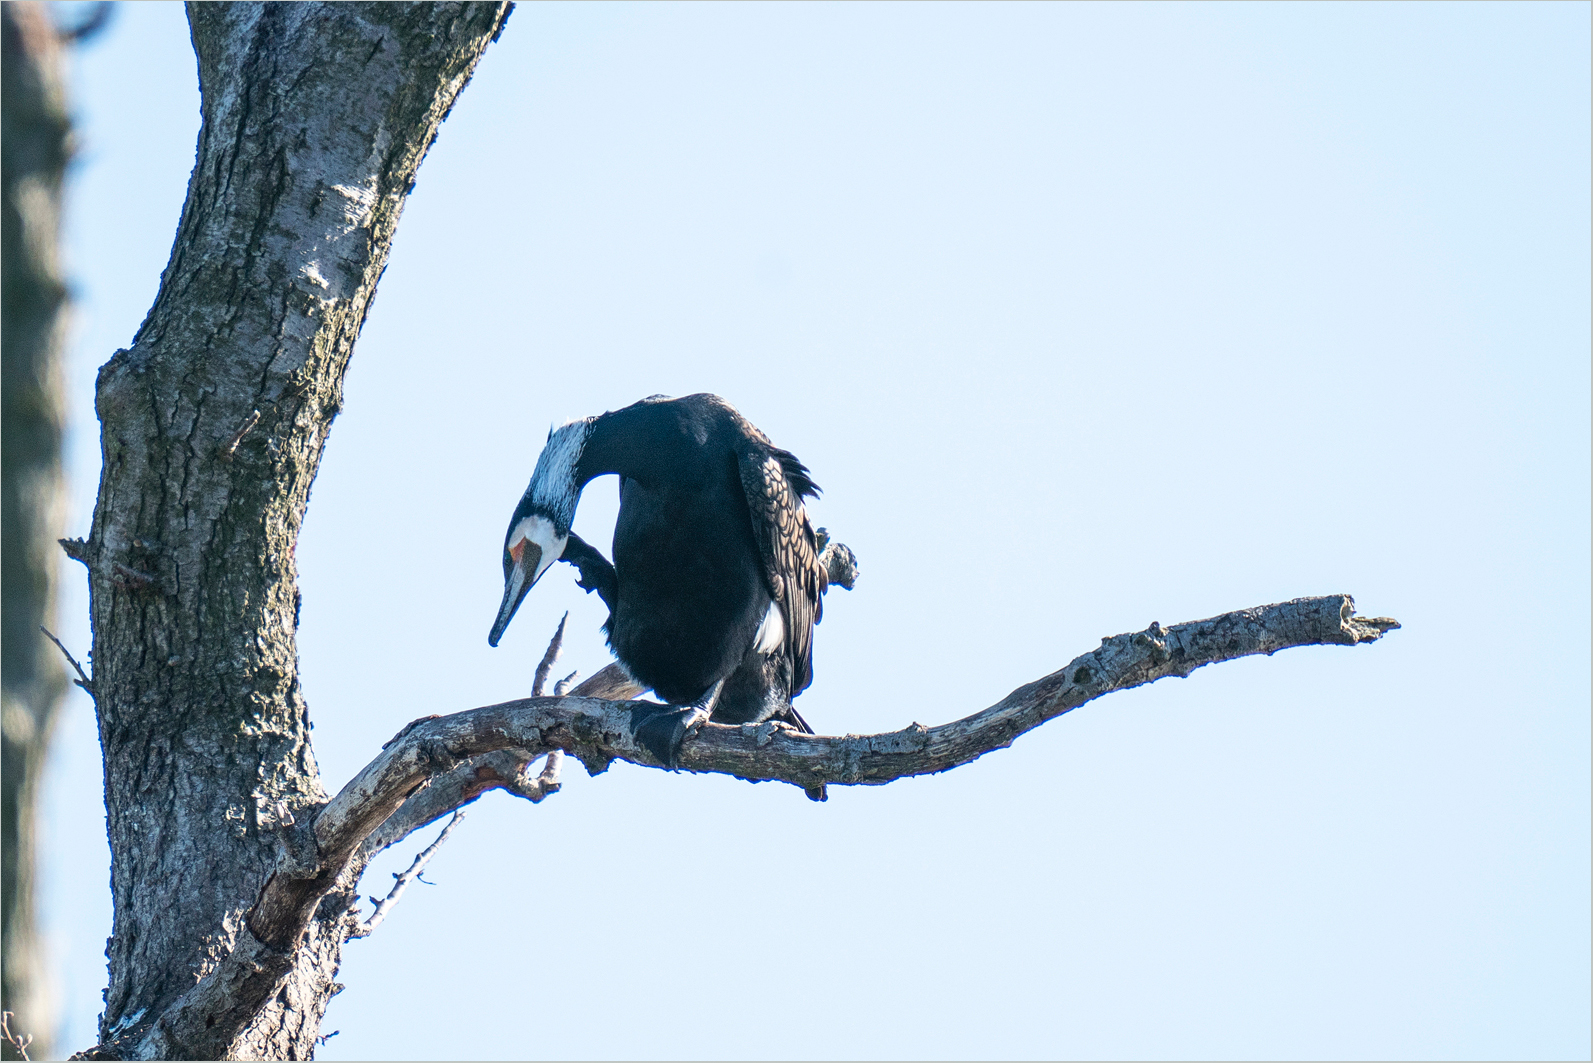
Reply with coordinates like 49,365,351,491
736,447,827,696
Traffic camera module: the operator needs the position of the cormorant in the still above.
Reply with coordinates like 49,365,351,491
488,394,829,781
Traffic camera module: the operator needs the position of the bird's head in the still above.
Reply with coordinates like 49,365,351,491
488,417,592,647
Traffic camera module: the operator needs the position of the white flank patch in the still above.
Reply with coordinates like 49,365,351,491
509,514,567,582
754,601,785,654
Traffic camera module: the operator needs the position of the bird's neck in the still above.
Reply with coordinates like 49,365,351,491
576,401,708,489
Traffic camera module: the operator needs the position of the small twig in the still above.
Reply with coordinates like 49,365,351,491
532,612,568,697
351,811,466,938
220,409,261,461
533,749,565,796
58,536,90,566
41,626,94,695
2,1010,33,1061
367,619,577,854
316,1031,339,1046
469,748,566,805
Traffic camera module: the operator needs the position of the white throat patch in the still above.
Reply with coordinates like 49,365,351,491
508,514,567,582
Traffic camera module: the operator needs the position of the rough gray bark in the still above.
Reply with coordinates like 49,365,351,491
2,4,74,1057
72,4,513,1059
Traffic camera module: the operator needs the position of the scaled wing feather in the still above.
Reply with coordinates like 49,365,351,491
735,443,827,696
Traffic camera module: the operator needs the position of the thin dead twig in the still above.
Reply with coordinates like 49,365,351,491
40,625,93,695
220,409,261,460
58,536,90,565
363,621,590,858
2,1011,33,1061
532,611,568,697
351,811,467,938
531,749,565,797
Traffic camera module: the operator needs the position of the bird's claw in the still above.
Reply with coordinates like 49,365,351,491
628,705,710,770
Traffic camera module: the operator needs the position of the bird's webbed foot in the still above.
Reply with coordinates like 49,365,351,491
628,706,707,770
628,680,724,770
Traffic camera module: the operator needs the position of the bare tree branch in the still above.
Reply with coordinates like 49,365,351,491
363,662,637,855
532,612,568,698
351,812,466,939
1,1012,32,1062
565,661,645,701
361,623,643,860
313,596,1398,846
126,594,1397,1059
361,617,588,859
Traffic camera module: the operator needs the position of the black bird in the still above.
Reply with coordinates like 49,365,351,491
488,394,828,779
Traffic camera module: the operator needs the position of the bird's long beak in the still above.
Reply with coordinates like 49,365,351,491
488,542,542,647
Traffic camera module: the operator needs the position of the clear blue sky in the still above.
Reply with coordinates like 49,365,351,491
41,2,1590,1059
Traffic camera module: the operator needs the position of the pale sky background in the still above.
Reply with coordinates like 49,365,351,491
37,2,1590,1059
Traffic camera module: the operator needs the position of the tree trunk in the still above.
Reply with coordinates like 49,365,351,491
79,4,511,1058
2,3,73,1057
